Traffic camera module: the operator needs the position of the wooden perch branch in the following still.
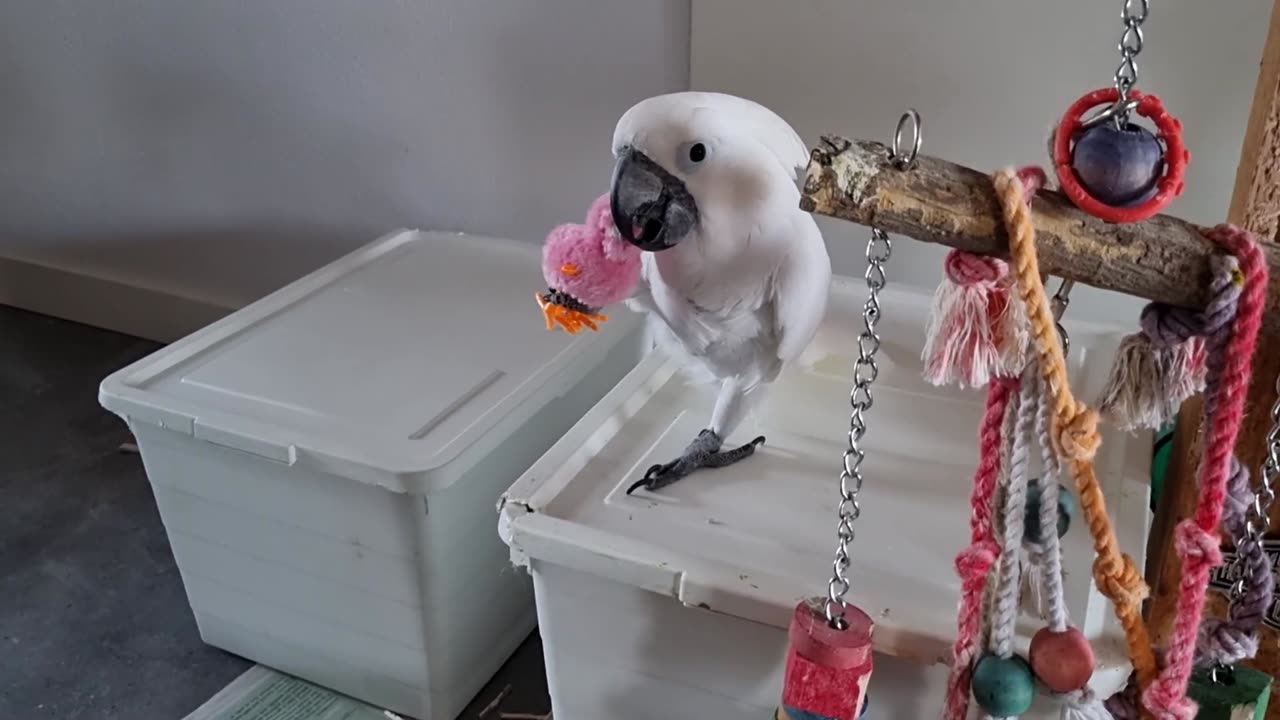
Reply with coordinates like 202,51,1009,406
799,137,1280,335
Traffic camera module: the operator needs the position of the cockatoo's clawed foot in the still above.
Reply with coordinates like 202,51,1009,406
625,430,766,494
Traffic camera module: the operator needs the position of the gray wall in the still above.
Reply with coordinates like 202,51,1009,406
2,0,1273,330
0,1,691,309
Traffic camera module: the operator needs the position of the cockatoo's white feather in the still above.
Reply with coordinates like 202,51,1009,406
617,92,831,441
613,91,810,180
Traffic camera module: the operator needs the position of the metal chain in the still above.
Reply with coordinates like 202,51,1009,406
1112,0,1150,125
1115,0,1149,100
1229,373,1280,604
1212,372,1280,684
825,110,920,629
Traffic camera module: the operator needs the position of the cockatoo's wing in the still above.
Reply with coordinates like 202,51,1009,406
772,213,832,364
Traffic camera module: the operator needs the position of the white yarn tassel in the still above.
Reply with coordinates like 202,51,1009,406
1060,689,1115,720
1019,552,1047,620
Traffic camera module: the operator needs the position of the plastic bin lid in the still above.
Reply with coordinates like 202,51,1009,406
499,279,1150,694
99,229,640,494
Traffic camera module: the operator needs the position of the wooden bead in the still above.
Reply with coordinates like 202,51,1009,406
972,654,1035,717
1071,122,1164,207
1029,627,1095,692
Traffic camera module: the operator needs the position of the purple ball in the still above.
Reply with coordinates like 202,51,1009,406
1070,122,1164,207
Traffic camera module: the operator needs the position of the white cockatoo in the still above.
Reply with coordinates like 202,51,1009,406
609,91,832,494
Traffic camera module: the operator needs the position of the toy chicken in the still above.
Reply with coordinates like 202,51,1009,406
536,193,641,334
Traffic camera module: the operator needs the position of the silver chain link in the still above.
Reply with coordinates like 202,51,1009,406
1228,373,1280,603
825,110,920,629
1213,372,1280,684
1112,0,1149,125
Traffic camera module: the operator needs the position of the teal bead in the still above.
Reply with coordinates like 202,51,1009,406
1058,485,1077,531
972,654,1035,717
1024,482,1075,541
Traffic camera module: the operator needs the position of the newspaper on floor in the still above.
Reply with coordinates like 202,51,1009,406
183,665,404,720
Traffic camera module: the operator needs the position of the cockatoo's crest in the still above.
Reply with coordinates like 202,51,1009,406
612,91,808,181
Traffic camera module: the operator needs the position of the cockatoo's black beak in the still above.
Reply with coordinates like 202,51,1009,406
610,147,698,252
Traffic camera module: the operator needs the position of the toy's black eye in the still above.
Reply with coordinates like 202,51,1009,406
688,143,707,163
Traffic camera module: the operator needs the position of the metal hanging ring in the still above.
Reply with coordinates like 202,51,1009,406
891,109,922,170
1080,97,1142,131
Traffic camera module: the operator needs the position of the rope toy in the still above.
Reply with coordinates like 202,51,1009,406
940,169,1043,720
996,167,1269,719
943,375,1018,720
1196,459,1272,666
1025,371,1113,720
1089,230,1268,720
994,166,1160,707
1140,226,1267,720
935,168,1113,720
1187,371,1280,720
535,193,641,334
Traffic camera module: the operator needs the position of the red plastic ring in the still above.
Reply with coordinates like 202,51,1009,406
1052,87,1189,223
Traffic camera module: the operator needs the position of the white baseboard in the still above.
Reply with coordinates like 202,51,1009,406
0,255,237,344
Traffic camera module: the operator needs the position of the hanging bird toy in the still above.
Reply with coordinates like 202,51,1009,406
535,193,642,335
928,167,1115,720
925,165,1269,720
775,110,920,720
1184,373,1278,719
1096,237,1271,719
1052,0,1188,224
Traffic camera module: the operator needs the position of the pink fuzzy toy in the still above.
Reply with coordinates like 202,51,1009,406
536,193,642,334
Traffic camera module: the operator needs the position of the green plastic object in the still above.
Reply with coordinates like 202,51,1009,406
1187,664,1271,720
1150,421,1175,513
971,654,1035,717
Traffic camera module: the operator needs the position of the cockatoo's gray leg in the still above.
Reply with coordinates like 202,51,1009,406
625,377,765,494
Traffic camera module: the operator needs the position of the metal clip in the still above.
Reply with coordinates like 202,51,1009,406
1050,280,1074,357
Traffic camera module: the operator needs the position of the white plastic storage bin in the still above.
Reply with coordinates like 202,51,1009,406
99,230,643,720
499,279,1152,720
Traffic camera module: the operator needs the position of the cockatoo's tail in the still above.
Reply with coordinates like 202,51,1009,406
536,193,641,335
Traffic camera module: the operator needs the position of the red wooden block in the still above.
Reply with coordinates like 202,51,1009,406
780,600,874,720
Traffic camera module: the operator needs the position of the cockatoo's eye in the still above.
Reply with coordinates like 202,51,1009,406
676,141,712,173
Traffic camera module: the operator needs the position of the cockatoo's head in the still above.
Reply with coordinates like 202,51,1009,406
609,91,809,252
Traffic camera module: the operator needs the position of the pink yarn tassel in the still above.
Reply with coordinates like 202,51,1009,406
922,250,1028,389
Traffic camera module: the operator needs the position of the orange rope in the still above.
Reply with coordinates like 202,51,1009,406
993,169,1159,705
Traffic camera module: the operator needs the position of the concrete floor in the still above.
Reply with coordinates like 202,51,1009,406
0,306,550,719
